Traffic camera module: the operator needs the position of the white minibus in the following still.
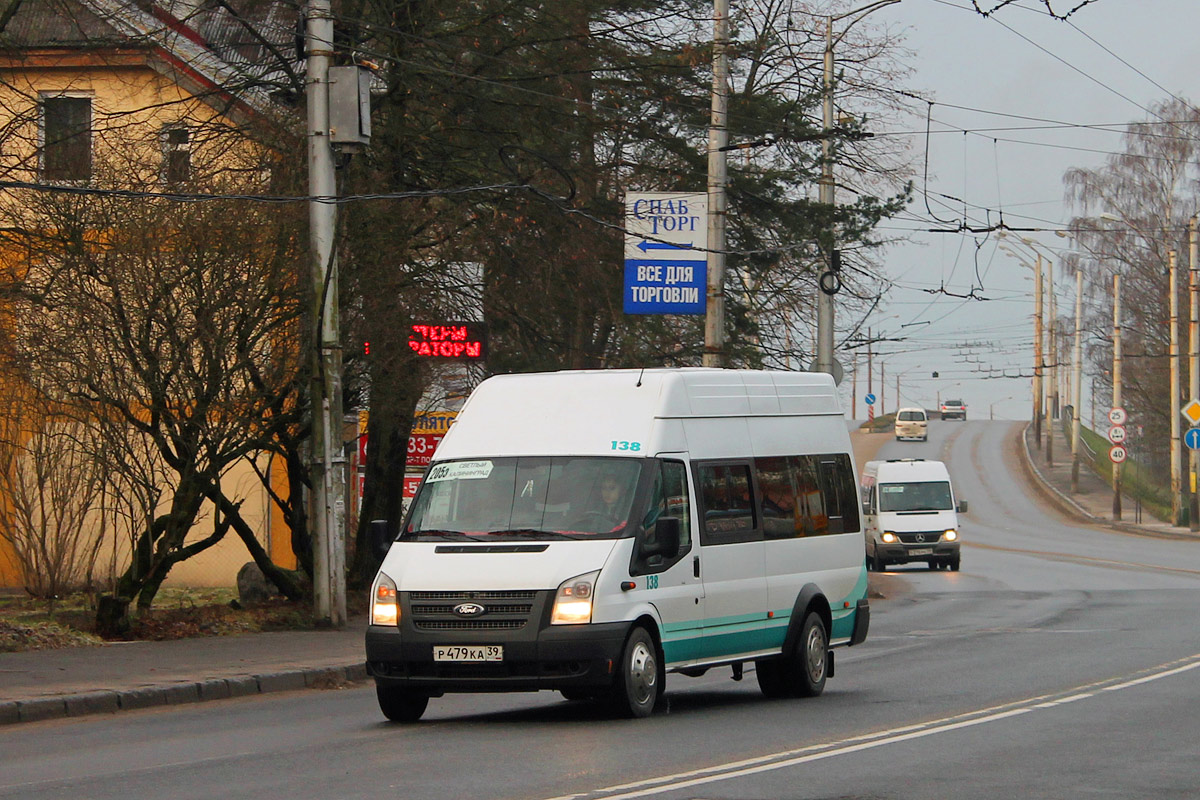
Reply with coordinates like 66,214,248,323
861,458,965,571
365,368,870,721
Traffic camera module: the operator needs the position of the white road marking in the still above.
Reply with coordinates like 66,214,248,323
544,653,1200,800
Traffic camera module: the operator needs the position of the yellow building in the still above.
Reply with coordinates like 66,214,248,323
0,0,301,591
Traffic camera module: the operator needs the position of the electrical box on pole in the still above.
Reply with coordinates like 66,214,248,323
328,66,372,149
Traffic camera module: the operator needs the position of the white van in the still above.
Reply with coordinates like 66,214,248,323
894,407,928,441
365,368,870,722
860,458,965,572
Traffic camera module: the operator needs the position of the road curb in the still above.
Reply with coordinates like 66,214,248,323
0,662,369,726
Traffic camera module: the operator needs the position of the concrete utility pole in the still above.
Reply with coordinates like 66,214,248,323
1071,270,1083,493
1046,258,1055,466
307,0,346,626
702,0,729,367
1113,274,1123,521
880,360,886,418
867,329,874,427
1170,250,1181,524
1033,254,1044,449
1190,216,1199,531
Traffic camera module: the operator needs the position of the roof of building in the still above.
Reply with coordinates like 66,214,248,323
0,0,302,118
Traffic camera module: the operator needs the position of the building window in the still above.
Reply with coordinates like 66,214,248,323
41,95,91,181
162,125,191,184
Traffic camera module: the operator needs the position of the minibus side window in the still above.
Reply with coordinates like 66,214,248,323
819,455,861,534
696,462,758,545
632,460,692,575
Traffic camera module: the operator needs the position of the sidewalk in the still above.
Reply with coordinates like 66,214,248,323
0,618,368,726
1018,418,1200,541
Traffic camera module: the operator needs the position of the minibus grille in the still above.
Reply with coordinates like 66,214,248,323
897,531,944,544
405,590,540,631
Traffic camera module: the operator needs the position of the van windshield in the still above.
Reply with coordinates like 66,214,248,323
879,481,953,512
403,457,643,541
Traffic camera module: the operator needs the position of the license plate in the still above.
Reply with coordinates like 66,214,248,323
908,548,933,556
433,645,503,662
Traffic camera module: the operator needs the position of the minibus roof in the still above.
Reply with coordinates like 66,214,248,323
434,368,844,459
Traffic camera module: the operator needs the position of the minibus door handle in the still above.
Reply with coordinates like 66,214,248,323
693,556,700,578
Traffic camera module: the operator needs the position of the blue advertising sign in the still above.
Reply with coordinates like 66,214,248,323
624,192,707,316
623,258,706,315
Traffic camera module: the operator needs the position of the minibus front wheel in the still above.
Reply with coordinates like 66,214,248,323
376,685,429,723
609,626,660,718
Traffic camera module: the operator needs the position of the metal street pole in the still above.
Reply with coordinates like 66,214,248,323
1071,270,1083,493
1033,254,1044,449
703,0,729,367
1170,250,1181,524
307,0,346,626
1189,216,1199,531
1113,274,1123,521
816,15,836,376
1046,258,1055,466
815,0,900,378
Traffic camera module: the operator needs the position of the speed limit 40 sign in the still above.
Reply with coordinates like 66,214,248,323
1109,444,1128,464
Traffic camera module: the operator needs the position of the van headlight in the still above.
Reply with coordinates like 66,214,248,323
881,532,897,543
942,529,958,541
371,573,399,626
551,570,599,625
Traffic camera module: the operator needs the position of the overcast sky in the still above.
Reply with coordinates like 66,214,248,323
833,0,1196,421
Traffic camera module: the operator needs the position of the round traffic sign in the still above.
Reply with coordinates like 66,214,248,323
1108,407,1127,426
1108,425,1127,444
864,392,876,406
1109,444,1128,464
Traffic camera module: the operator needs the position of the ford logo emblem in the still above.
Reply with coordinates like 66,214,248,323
454,602,485,617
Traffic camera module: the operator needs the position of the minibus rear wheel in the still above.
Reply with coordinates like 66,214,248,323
376,685,428,723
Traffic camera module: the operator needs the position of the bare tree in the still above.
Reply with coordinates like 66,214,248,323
0,396,105,603
1064,97,1200,479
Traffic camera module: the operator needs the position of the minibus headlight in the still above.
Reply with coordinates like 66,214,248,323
371,573,399,626
881,532,897,543
943,529,958,541
551,570,599,625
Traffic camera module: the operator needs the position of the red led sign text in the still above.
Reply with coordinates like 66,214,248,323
408,323,487,361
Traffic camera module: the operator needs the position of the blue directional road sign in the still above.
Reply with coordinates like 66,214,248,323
1185,427,1200,450
865,393,876,406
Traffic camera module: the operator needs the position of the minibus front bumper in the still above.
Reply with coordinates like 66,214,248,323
366,622,628,692
876,541,959,564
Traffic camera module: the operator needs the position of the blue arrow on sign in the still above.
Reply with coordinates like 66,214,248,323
638,241,692,252
865,393,876,406
1186,428,1200,450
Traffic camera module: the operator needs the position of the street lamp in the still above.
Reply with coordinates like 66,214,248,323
815,0,901,378
989,396,1014,420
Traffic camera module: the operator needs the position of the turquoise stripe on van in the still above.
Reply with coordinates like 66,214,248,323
660,570,869,664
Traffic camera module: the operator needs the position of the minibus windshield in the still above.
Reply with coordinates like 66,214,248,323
403,457,643,541
879,481,953,512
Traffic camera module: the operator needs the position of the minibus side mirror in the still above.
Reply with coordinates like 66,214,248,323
957,500,968,514
862,498,870,515
643,517,681,559
369,519,393,561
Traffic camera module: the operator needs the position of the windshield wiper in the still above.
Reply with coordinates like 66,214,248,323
407,529,485,541
487,528,579,539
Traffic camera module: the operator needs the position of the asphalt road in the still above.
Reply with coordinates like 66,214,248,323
3,420,1198,800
